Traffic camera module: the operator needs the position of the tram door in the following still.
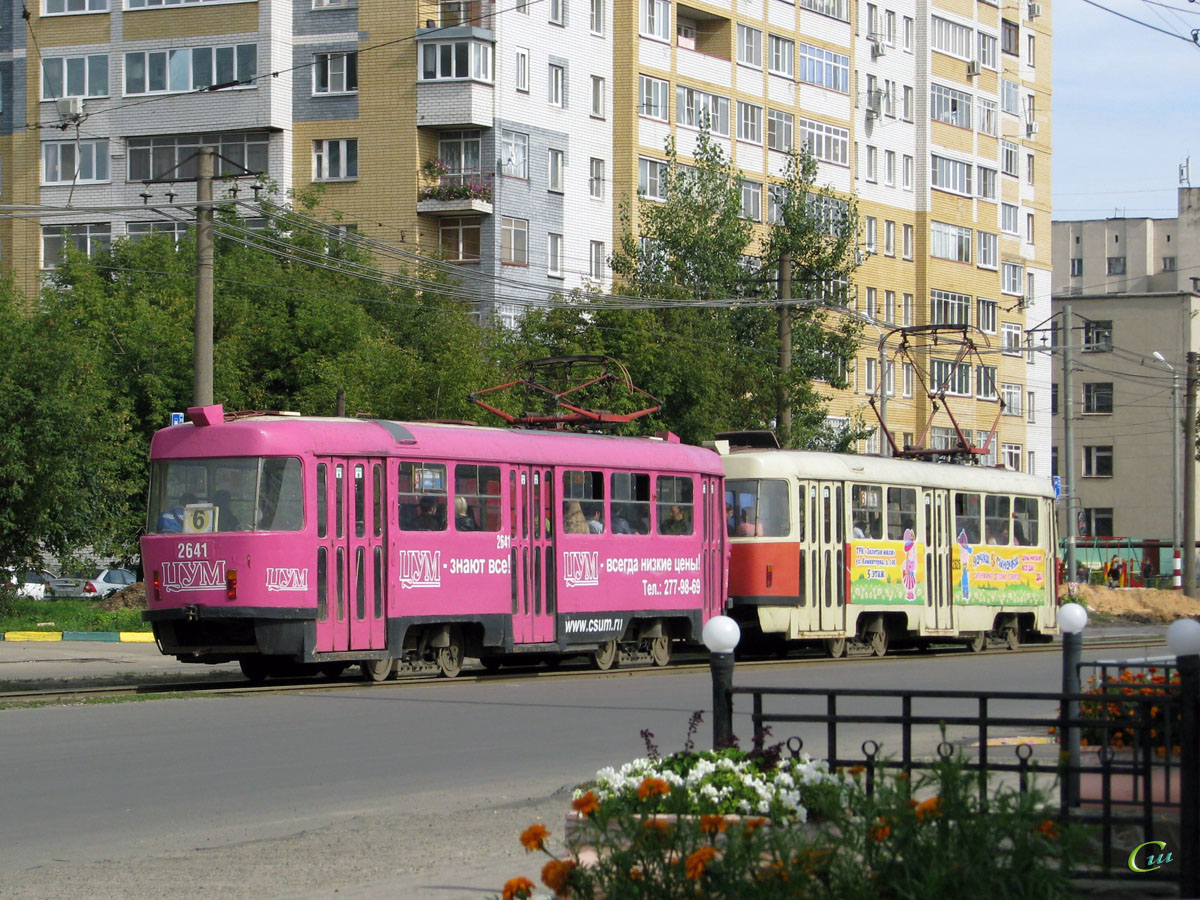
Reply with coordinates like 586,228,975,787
814,481,846,633
924,489,953,630
512,467,556,644
701,476,724,619
314,458,386,653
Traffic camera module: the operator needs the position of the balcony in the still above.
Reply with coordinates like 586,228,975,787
416,29,495,128
417,170,494,215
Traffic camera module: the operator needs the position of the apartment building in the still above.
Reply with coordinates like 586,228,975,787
4,0,1051,463
1050,187,1200,550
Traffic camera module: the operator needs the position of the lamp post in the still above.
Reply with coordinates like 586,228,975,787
702,615,741,750
1167,618,1200,896
1153,351,1182,589
1059,602,1088,807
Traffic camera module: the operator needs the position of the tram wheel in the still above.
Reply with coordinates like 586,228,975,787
868,629,889,658
361,658,393,682
649,636,672,667
437,627,464,679
592,640,619,671
967,632,986,653
824,637,846,659
1002,626,1020,651
239,656,272,683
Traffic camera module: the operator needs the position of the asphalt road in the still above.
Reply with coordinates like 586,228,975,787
0,633,1168,900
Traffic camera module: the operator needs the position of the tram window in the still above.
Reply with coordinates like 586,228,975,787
354,464,366,539
923,493,932,546
954,492,982,544
317,464,328,539
796,485,805,541
147,456,302,533
656,475,694,535
1012,496,1039,546
355,546,365,620
725,479,788,537
984,495,1011,544
258,458,304,531
373,464,383,538
335,464,345,539
373,546,383,618
611,472,651,535
822,486,831,543
835,485,844,543
317,547,328,620
398,461,447,531
455,464,502,532
852,485,882,540
562,470,603,534
886,487,917,540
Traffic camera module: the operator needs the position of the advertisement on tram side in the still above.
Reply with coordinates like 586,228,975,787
848,530,925,605
950,530,1047,606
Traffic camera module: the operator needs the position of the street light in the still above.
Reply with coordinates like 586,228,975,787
1153,351,1182,589
1059,602,1088,806
702,615,741,750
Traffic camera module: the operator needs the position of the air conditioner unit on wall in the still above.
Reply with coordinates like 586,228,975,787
1026,121,1039,136
966,60,981,77
55,97,83,120
1028,1,1042,19
870,36,885,59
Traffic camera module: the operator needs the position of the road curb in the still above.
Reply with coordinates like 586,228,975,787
0,631,155,643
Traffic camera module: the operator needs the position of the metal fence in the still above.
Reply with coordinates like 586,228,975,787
730,674,1198,894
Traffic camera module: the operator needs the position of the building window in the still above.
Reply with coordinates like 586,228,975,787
1083,320,1113,351
515,48,529,92
1002,262,1023,296
548,148,564,192
1165,256,1177,272
902,154,913,190
931,154,972,196
1083,382,1114,414
978,232,998,269
440,216,481,261
1026,213,1035,243
767,110,793,152
589,158,605,198
47,0,107,10
313,51,357,93
1107,256,1126,275
865,145,877,183
903,362,913,397
977,365,998,400
931,15,972,59
1001,140,1019,176
639,74,669,120
639,157,667,200
548,64,565,106
931,83,972,128
884,290,895,323
902,293,913,326
800,118,849,165
931,289,970,326
977,166,997,199
640,0,670,41
1082,508,1114,538
1070,257,1083,276
128,132,269,181
1001,322,1022,355
1001,203,1018,235
979,31,997,69
884,220,895,256
1002,443,1022,472
501,217,528,265
798,43,849,92
800,0,848,21
977,98,998,137
1001,383,1022,416
930,221,971,263
420,41,490,82
1083,446,1114,478
768,35,794,77
864,286,877,319
590,240,605,279
1027,391,1036,423
127,220,192,243
313,138,357,181
42,223,110,269
43,54,109,99
931,358,971,396
549,0,564,24
1026,152,1035,184
500,130,528,178
864,216,877,253
977,297,997,334
42,139,109,184
548,233,563,276
677,87,730,136
591,75,604,117
590,0,604,33
737,101,762,143
737,24,763,67
741,181,762,221
902,84,914,121
884,150,895,186
1002,18,1019,55
902,224,913,260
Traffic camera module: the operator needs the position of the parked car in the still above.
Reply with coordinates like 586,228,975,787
82,568,137,599
5,568,54,600
48,573,89,598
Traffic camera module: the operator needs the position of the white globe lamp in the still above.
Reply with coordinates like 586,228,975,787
702,615,741,654
1167,618,1200,658
1059,602,1089,635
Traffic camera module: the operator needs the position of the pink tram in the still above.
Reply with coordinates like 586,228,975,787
141,405,727,679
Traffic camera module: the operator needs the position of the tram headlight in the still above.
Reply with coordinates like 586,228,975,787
226,568,238,602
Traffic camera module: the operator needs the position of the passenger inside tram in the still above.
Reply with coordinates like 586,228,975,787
564,501,589,534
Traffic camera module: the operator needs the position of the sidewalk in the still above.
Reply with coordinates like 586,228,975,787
0,635,241,684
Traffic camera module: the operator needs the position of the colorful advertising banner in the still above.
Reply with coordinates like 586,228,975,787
848,530,925,605
951,532,1047,607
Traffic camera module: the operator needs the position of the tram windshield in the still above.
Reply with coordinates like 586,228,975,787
147,457,304,534
726,479,789,537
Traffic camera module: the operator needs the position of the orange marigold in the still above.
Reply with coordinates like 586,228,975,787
541,859,577,893
520,823,550,852
915,796,943,823
502,876,536,900
571,791,600,817
637,777,671,800
628,866,644,881
641,818,673,840
848,764,866,777
868,818,892,842
700,815,729,835
1035,819,1060,840
685,846,719,880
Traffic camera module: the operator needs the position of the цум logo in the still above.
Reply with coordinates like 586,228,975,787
1128,840,1173,873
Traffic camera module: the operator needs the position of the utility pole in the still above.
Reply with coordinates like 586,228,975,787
877,337,889,456
777,252,793,445
193,146,215,407
1062,305,1078,580
1185,351,1199,595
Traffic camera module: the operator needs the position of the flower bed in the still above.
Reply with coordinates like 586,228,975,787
1068,666,1182,756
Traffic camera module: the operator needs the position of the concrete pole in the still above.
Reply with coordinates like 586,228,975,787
777,253,792,446
193,146,215,407
1062,305,1077,580
1184,351,1199,595
878,337,889,456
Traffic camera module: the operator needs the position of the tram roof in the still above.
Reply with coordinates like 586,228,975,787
719,449,1054,497
150,414,724,474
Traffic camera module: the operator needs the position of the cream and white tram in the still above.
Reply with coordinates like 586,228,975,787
716,445,1059,656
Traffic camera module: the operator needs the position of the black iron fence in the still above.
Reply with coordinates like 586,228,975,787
730,675,1199,894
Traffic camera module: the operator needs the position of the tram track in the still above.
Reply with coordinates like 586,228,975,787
0,634,1166,706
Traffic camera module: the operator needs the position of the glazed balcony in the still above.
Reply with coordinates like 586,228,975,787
417,171,494,215
416,28,495,128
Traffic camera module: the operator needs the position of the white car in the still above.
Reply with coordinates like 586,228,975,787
82,568,137,599
6,569,53,600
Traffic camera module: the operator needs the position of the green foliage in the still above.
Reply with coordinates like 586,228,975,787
0,596,149,633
